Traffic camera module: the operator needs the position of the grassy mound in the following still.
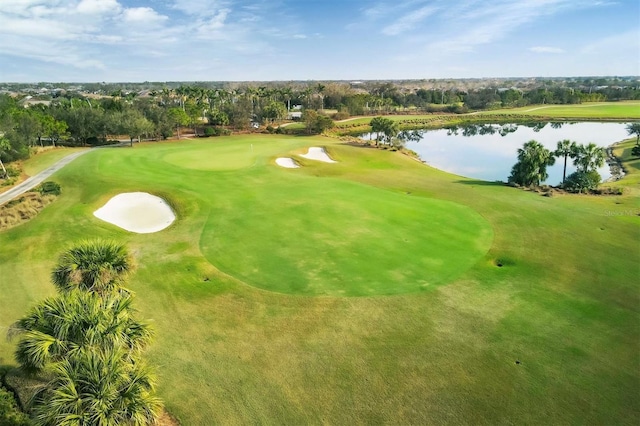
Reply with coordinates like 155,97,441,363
201,177,492,296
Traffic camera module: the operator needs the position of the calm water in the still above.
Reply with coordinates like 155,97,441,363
364,122,630,185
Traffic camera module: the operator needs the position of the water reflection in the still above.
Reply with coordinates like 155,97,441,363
364,122,629,185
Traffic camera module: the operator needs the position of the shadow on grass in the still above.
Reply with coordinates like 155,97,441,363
455,179,507,187
1,365,45,412
1,364,25,411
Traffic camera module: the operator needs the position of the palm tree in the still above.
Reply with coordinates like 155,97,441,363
554,139,577,185
573,142,605,173
280,87,293,112
626,122,640,146
370,116,398,146
11,291,152,374
10,241,161,425
175,86,189,111
52,241,132,295
508,140,556,186
316,83,326,110
301,87,314,110
30,347,161,426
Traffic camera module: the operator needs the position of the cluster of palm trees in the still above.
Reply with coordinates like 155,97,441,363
509,139,606,189
626,123,640,157
369,117,399,146
153,84,325,116
8,241,161,425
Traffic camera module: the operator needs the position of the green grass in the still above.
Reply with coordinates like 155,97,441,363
22,147,87,176
610,138,640,191
0,134,638,424
200,171,491,296
324,101,640,130
478,101,640,119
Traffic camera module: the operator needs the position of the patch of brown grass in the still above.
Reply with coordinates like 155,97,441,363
0,192,56,231
156,409,181,425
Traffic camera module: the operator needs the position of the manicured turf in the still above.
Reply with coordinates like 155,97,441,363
609,138,640,192
323,101,640,129
0,134,638,424
478,101,640,119
21,147,86,176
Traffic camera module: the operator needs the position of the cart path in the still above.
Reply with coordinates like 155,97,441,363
0,150,90,206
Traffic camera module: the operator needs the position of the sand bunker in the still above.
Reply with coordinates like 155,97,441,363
275,157,300,168
94,192,175,233
300,147,337,163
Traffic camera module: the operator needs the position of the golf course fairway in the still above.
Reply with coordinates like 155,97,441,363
0,134,638,424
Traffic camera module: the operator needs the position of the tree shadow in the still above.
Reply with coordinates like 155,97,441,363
1,364,44,411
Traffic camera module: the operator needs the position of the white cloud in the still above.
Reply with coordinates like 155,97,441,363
0,18,78,39
196,9,231,39
122,7,168,24
76,0,121,15
293,34,307,39
0,0,54,15
363,3,389,19
529,46,565,53
425,0,575,53
580,29,640,54
0,0,176,71
382,5,439,36
171,0,228,16
91,34,124,43
0,33,105,70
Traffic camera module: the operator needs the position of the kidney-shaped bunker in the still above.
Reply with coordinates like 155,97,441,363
94,192,175,233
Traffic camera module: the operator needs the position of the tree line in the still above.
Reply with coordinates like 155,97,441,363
2,80,640,177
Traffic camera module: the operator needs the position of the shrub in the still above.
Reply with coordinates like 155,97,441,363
5,165,20,178
564,170,601,193
203,127,231,137
332,111,350,120
266,125,275,134
446,104,469,114
1,177,17,187
38,181,61,196
0,386,31,426
593,186,624,195
631,145,640,157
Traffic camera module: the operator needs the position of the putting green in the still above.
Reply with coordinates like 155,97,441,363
200,178,493,296
162,137,304,171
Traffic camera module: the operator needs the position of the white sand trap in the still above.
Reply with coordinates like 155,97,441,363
300,147,337,163
275,157,300,168
94,192,175,234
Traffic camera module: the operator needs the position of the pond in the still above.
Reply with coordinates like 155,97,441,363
362,122,630,185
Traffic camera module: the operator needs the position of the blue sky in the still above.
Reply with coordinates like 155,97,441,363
0,0,638,82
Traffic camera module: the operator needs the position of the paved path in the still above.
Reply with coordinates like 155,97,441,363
0,150,90,206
